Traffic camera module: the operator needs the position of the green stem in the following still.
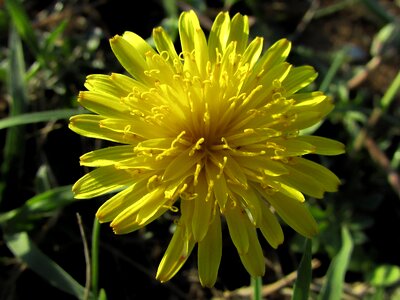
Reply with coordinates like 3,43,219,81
319,48,348,93
251,276,262,300
91,217,101,300
381,70,400,112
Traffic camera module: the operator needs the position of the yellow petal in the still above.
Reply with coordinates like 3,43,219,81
266,192,318,238
178,10,201,55
257,38,291,71
238,227,265,277
109,34,151,84
121,31,156,57
292,92,327,108
268,180,305,202
269,137,316,157
80,145,134,167
229,183,262,225
234,156,288,177
257,199,284,249
156,223,195,282
99,118,170,140
245,38,291,86
78,91,129,118
223,154,248,187
110,187,166,234
228,13,249,54
180,198,194,235
84,74,130,97
296,136,346,155
69,114,131,143
192,174,214,241
72,166,133,199
240,36,263,70
224,205,250,254
278,167,326,199
162,148,203,182
152,26,181,71
283,65,318,95
286,111,332,131
242,62,292,107
193,27,209,78
205,163,229,209
208,11,230,63
198,214,222,287
290,157,342,192
110,72,145,92
96,179,147,222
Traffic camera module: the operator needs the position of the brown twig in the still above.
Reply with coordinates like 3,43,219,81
353,105,400,199
76,213,91,300
223,259,321,299
364,133,400,198
347,56,382,90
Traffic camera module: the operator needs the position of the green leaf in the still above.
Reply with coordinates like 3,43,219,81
4,231,89,299
98,289,107,300
0,185,74,231
292,239,312,300
370,22,400,58
368,264,400,287
0,22,28,203
318,226,353,300
360,0,395,24
0,109,86,130
43,19,68,53
5,0,39,56
319,47,348,93
380,70,400,112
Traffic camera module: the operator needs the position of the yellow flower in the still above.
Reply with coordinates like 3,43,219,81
69,10,345,287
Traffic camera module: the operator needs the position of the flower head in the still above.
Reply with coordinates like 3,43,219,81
70,10,345,286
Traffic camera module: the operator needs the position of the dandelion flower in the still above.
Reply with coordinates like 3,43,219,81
69,10,345,287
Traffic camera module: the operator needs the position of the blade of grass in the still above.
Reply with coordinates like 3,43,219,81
314,0,359,19
360,0,395,24
0,23,28,204
300,47,348,135
4,231,89,299
292,239,312,300
0,109,87,130
319,47,348,93
318,226,353,300
98,289,107,300
5,0,39,56
43,19,68,53
0,185,74,228
77,213,91,300
380,70,400,112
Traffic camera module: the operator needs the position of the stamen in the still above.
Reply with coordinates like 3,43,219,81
169,205,179,212
147,174,160,190
205,180,214,202
144,69,161,78
155,131,186,160
159,51,170,62
189,138,205,156
193,163,202,186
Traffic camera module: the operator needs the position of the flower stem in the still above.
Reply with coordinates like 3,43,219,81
91,217,101,299
251,276,262,300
